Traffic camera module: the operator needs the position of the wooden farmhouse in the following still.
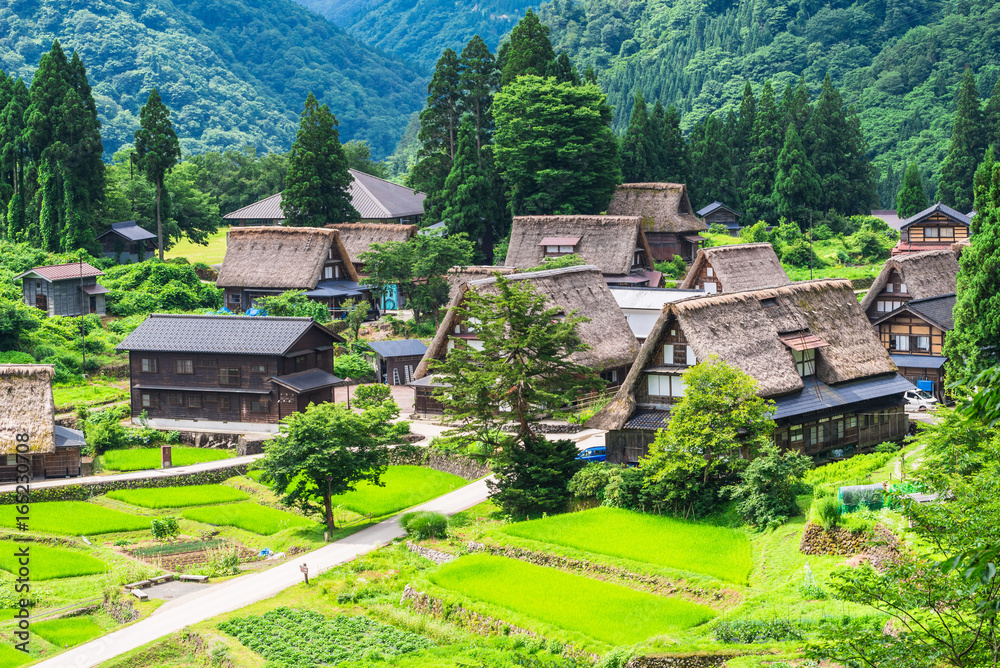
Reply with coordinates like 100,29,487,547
606,183,707,262
504,215,660,287
116,314,345,433
696,201,741,235
892,203,971,256
215,227,370,317
871,294,954,401
96,221,157,263
0,365,86,481
859,249,958,321
14,262,108,317
222,170,426,226
367,339,428,385
409,265,641,416
679,243,790,294
326,222,417,311
588,280,913,464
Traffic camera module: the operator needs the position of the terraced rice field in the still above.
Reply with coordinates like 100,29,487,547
0,501,148,535
330,466,466,517
182,502,315,535
107,484,249,508
0,541,108,580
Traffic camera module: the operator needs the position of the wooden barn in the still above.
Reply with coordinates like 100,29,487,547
679,243,790,294
327,222,418,311
0,365,85,481
409,265,641,415
14,262,107,317
606,183,707,262
696,201,741,235
892,203,971,256
859,249,958,321
96,221,157,263
872,294,954,401
367,339,428,385
503,215,660,286
116,314,345,433
216,227,371,318
588,280,913,464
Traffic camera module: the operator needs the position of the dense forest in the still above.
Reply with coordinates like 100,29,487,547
0,0,426,158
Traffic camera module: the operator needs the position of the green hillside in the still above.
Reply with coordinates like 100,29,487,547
0,0,428,158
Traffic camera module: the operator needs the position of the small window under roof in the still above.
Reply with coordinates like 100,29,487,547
760,297,777,308
538,236,581,247
778,331,830,351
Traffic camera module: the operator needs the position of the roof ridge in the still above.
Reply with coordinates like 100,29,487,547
147,313,315,321
469,264,601,286
348,168,421,195
348,170,392,218
907,293,957,304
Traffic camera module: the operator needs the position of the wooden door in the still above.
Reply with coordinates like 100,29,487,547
36,294,47,311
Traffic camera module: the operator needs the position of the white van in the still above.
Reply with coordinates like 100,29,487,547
904,389,938,412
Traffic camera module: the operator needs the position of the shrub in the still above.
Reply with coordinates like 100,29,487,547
713,618,802,643
708,222,731,236
568,463,613,500
814,495,840,530
333,353,376,382
490,436,583,518
151,516,181,542
205,547,242,577
782,239,825,268
0,351,35,363
725,444,811,529
773,219,803,244
811,223,834,240
738,220,771,243
655,255,689,279
352,383,392,409
399,511,448,540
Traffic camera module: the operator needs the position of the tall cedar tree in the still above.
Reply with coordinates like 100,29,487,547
0,72,11,207
283,92,357,228
2,78,28,239
413,48,462,222
936,67,985,213
986,80,1000,153
620,91,653,183
730,82,756,214
61,51,105,253
440,118,507,264
688,113,734,210
944,160,1000,382
547,51,580,85
783,77,812,133
500,9,556,87
744,81,783,223
896,163,929,219
493,75,620,216
134,87,181,259
649,101,687,184
458,36,499,151
972,148,995,235
773,123,821,224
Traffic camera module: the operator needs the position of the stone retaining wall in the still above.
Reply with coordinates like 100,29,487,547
389,450,491,481
799,521,901,563
177,430,243,449
406,541,455,564
627,655,734,668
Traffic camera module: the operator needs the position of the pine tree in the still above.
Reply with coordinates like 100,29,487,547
2,78,28,240
731,82,755,213
620,91,653,183
896,163,928,219
936,67,986,212
986,80,1000,153
772,122,820,225
134,87,181,259
500,9,556,87
744,81,783,223
458,35,499,151
414,48,462,222
784,76,812,133
0,71,12,211
59,51,104,253
547,51,580,85
283,92,356,229
649,102,687,184
972,147,995,234
688,114,734,209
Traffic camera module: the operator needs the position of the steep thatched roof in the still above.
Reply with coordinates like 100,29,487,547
859,250,959,313
606,183,707,234
216,226,359,289
589,280,896,431
327,223,417,264
0,365,56,454
416,265,640,379
503,215,653,275
446,265,519,302
679,243,790,291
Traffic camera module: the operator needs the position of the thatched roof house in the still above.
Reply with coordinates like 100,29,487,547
859,249,959,321
589,280,912,463
327,223,418,273
446,266,519,302
606,183,707,262
415,265,640,382
503,215,657,284
679,243,790,293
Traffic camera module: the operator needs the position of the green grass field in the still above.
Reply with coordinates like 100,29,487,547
30,616,105,647
503,507,753,585
430,555,715,644
331,466,466,517
165,226,228,265
52,381,128,412
102,447,234,472
0,541,108,580
182,502,315,535
107,484,249,509
0,501,149,535
0,645,31,668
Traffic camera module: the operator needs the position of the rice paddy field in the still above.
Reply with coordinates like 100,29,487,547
0,501,149,535
181,502,316,535
430,554,716,644
107,484,250,509
0,541,108,580
0,645,31,668
102,447,235,471
30,616,106,648
503,507,753,585
330,466,466,517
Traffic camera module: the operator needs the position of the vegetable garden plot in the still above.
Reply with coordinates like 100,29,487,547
107,484,249,508
0,501,148,535
0,541,108,580
218,607,433,668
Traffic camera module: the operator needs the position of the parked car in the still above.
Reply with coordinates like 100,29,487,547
576,446,606,463
904,389,938,412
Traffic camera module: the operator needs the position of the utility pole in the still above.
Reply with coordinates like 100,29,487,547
79,258,86,376
809,211,814,281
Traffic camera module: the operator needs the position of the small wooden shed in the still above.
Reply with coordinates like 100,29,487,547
14,262,107,317
96,221,157,263
367,339,428,385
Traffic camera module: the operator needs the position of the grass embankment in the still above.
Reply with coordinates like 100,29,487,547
0,541,108,580
503,506,753,585
107,484,249,509
0,501,148,535
182,502,315,535
165,226,228,265
102,447,235,472
331,466,466,517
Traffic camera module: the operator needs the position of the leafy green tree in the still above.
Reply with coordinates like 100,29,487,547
261,400,408,536
342,140,389,178
547,51,580,85
134,87,181,260
493,75,620,215
283,92,357,228
896,162,929,219
772,123,820,224
459,35,500,150
163,161,218,246
936,67,986,213
973,147,995,234
500,10,556,87
724,443,810,529
340,297,369,341
250,290,330,322
620,91,653,183
744,81,783,223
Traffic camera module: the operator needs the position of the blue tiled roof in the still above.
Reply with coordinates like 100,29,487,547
890,354,947,370
623,408,671,430
772,374,914,420
368,339,428,358
304,280,367,298
270,369,343,392
55,425,86,448
116,314,330,355
99,221,156,242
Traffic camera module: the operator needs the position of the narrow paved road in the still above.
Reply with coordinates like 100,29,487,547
35,477,491,668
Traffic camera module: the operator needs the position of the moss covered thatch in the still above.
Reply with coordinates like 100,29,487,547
606,183,707,234
0,365,56,454
679,243,790,292
503,215,653,275
326,223,417,265
859,249,959,314
446,265,519,302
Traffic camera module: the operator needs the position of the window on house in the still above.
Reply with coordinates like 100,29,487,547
940,227,954,238
197,359,217,368
175,359,194,375
324,266,333,279
791,428,803,443
168,393,183,406
760,298,777,308
894,335,910,351
187,395,202,408
673,344,688,366
219,368,241,386
140,393,157,409
600,369,619,384
219,396,231,411
793,349,816,376
925,226,939,238
900,283,907,293
704,281,718,294
250,364,267,374
335,264,340,278
140,358,158,373
706,267,714,277
646,374,685,399
249,398,270,414
886,283,893,293
228,293,241,305
915,336,930,351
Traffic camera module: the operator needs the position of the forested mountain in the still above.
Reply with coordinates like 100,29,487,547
299,0,533,67
536,0,1000,206
0,0,427,158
